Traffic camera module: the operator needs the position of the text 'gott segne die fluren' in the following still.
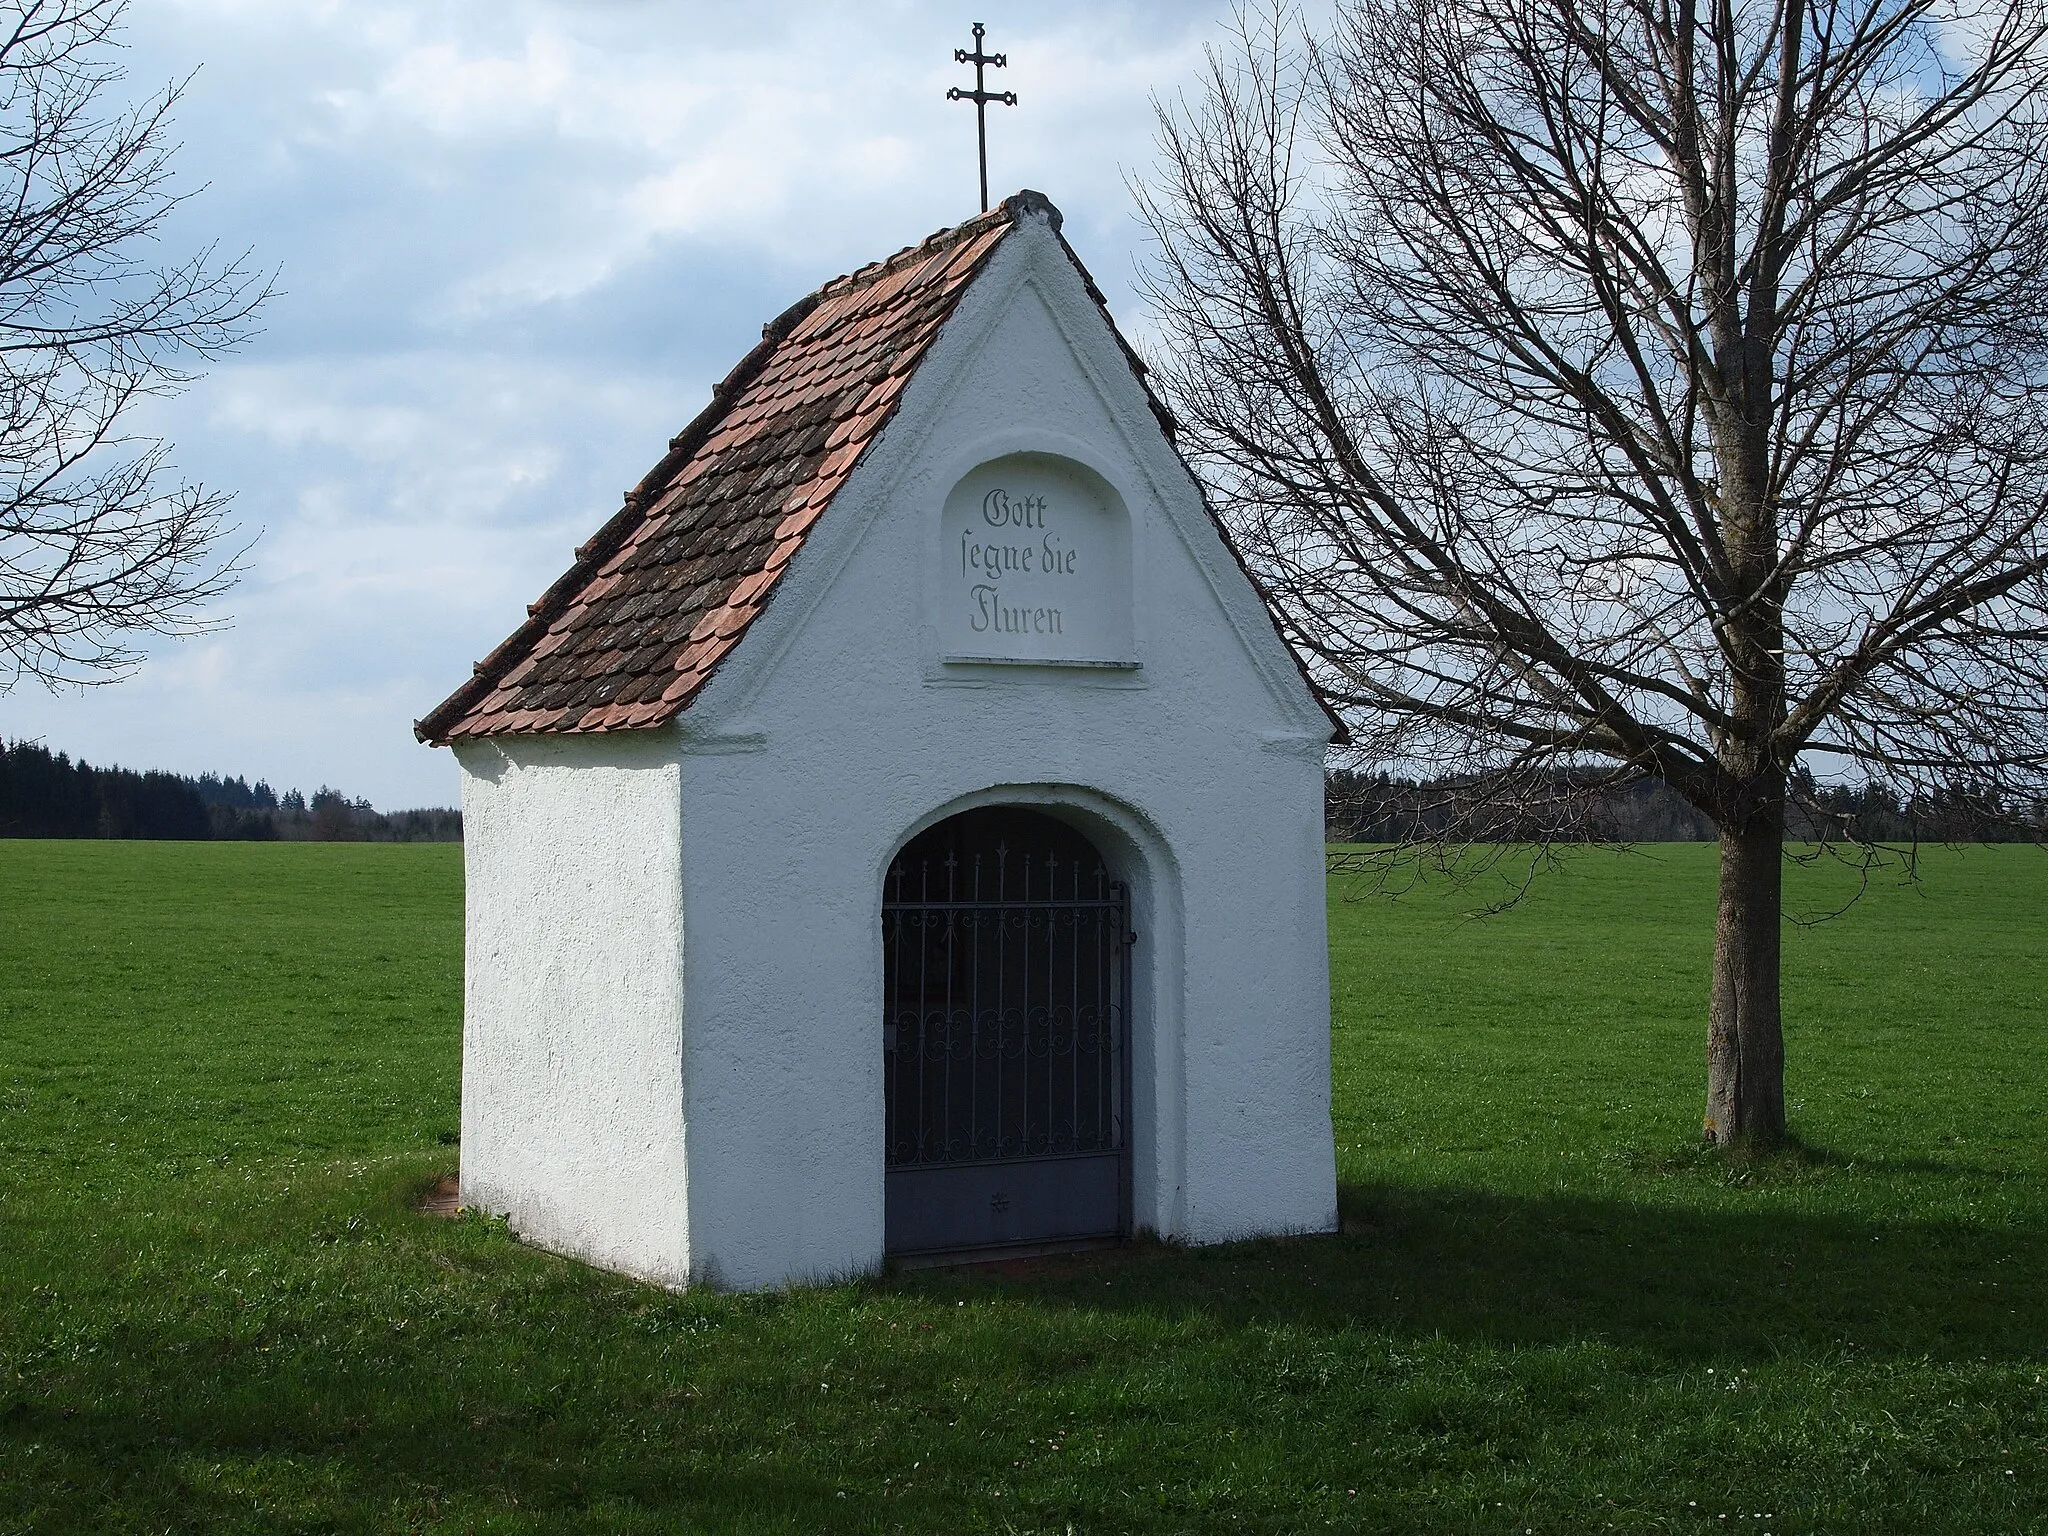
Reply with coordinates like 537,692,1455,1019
960,488,1080,636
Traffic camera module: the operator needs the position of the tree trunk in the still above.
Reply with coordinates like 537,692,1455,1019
1705,809,1787,1145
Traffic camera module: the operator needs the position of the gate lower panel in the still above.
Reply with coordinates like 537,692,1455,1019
885,1153,1121,1255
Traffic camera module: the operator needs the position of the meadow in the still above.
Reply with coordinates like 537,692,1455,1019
0,838,2042,1533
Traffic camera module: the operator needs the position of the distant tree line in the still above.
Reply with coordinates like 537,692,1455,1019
0,740,459,841
1327,768,2046,847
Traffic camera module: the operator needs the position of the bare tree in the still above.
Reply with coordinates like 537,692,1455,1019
1140,0,2048,1143
0,0,266,690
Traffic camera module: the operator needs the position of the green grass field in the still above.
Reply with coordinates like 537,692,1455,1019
0,840,2042,1533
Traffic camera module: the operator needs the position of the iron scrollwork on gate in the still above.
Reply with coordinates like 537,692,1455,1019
883,839,1128,1169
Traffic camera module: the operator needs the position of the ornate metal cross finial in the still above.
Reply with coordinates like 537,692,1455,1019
947,21,1016,213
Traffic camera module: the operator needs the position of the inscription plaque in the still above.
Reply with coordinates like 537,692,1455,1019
937,454,1132,664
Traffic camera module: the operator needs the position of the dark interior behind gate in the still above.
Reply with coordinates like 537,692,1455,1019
882,807,1130,1257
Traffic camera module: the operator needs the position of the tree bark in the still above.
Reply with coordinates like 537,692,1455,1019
1705,806,1787,1145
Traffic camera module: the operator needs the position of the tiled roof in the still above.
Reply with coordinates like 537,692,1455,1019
416,198,1024,745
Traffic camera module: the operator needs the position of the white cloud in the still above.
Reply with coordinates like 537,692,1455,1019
2,0,1237,807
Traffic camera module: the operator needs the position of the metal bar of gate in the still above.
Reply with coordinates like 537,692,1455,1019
1116,876,1131,1227
966,852,979,1162
1073,860,1089,1146
1018,850,1030,1158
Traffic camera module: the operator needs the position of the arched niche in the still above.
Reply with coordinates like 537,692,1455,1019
880,805,1129,1258
934,452,1135,665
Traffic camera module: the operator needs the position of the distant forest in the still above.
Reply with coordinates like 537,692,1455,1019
10,735,2037,847
1326,767,2047,845
0,740,460,842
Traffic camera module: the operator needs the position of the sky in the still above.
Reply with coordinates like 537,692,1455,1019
2,0,1246,810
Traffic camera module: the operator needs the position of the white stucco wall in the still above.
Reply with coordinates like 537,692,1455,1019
454,731,691,1287
453,201,1337,1291
664,205,1338,1290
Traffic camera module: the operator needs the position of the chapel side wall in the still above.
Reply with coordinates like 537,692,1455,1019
454,732,691,1288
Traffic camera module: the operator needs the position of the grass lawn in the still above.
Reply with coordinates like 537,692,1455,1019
0,839,2042,1533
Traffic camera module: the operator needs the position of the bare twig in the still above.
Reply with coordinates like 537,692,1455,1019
0,0,269,689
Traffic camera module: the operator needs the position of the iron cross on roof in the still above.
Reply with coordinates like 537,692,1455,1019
947,21,1016,213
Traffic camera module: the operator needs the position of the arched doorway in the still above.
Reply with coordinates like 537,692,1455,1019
882,806,1131,1258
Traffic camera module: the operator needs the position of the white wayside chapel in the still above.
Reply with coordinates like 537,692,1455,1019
418,192,1343,1291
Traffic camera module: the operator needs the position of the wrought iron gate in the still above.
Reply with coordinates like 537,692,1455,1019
882,808,1130,1256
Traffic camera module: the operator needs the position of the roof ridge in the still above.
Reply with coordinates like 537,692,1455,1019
817,201,1015,299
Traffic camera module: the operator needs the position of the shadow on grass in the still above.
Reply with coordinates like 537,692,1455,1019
5,1170,2044,1533
909,1177,2047,1365
1614,1134,2034,1182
